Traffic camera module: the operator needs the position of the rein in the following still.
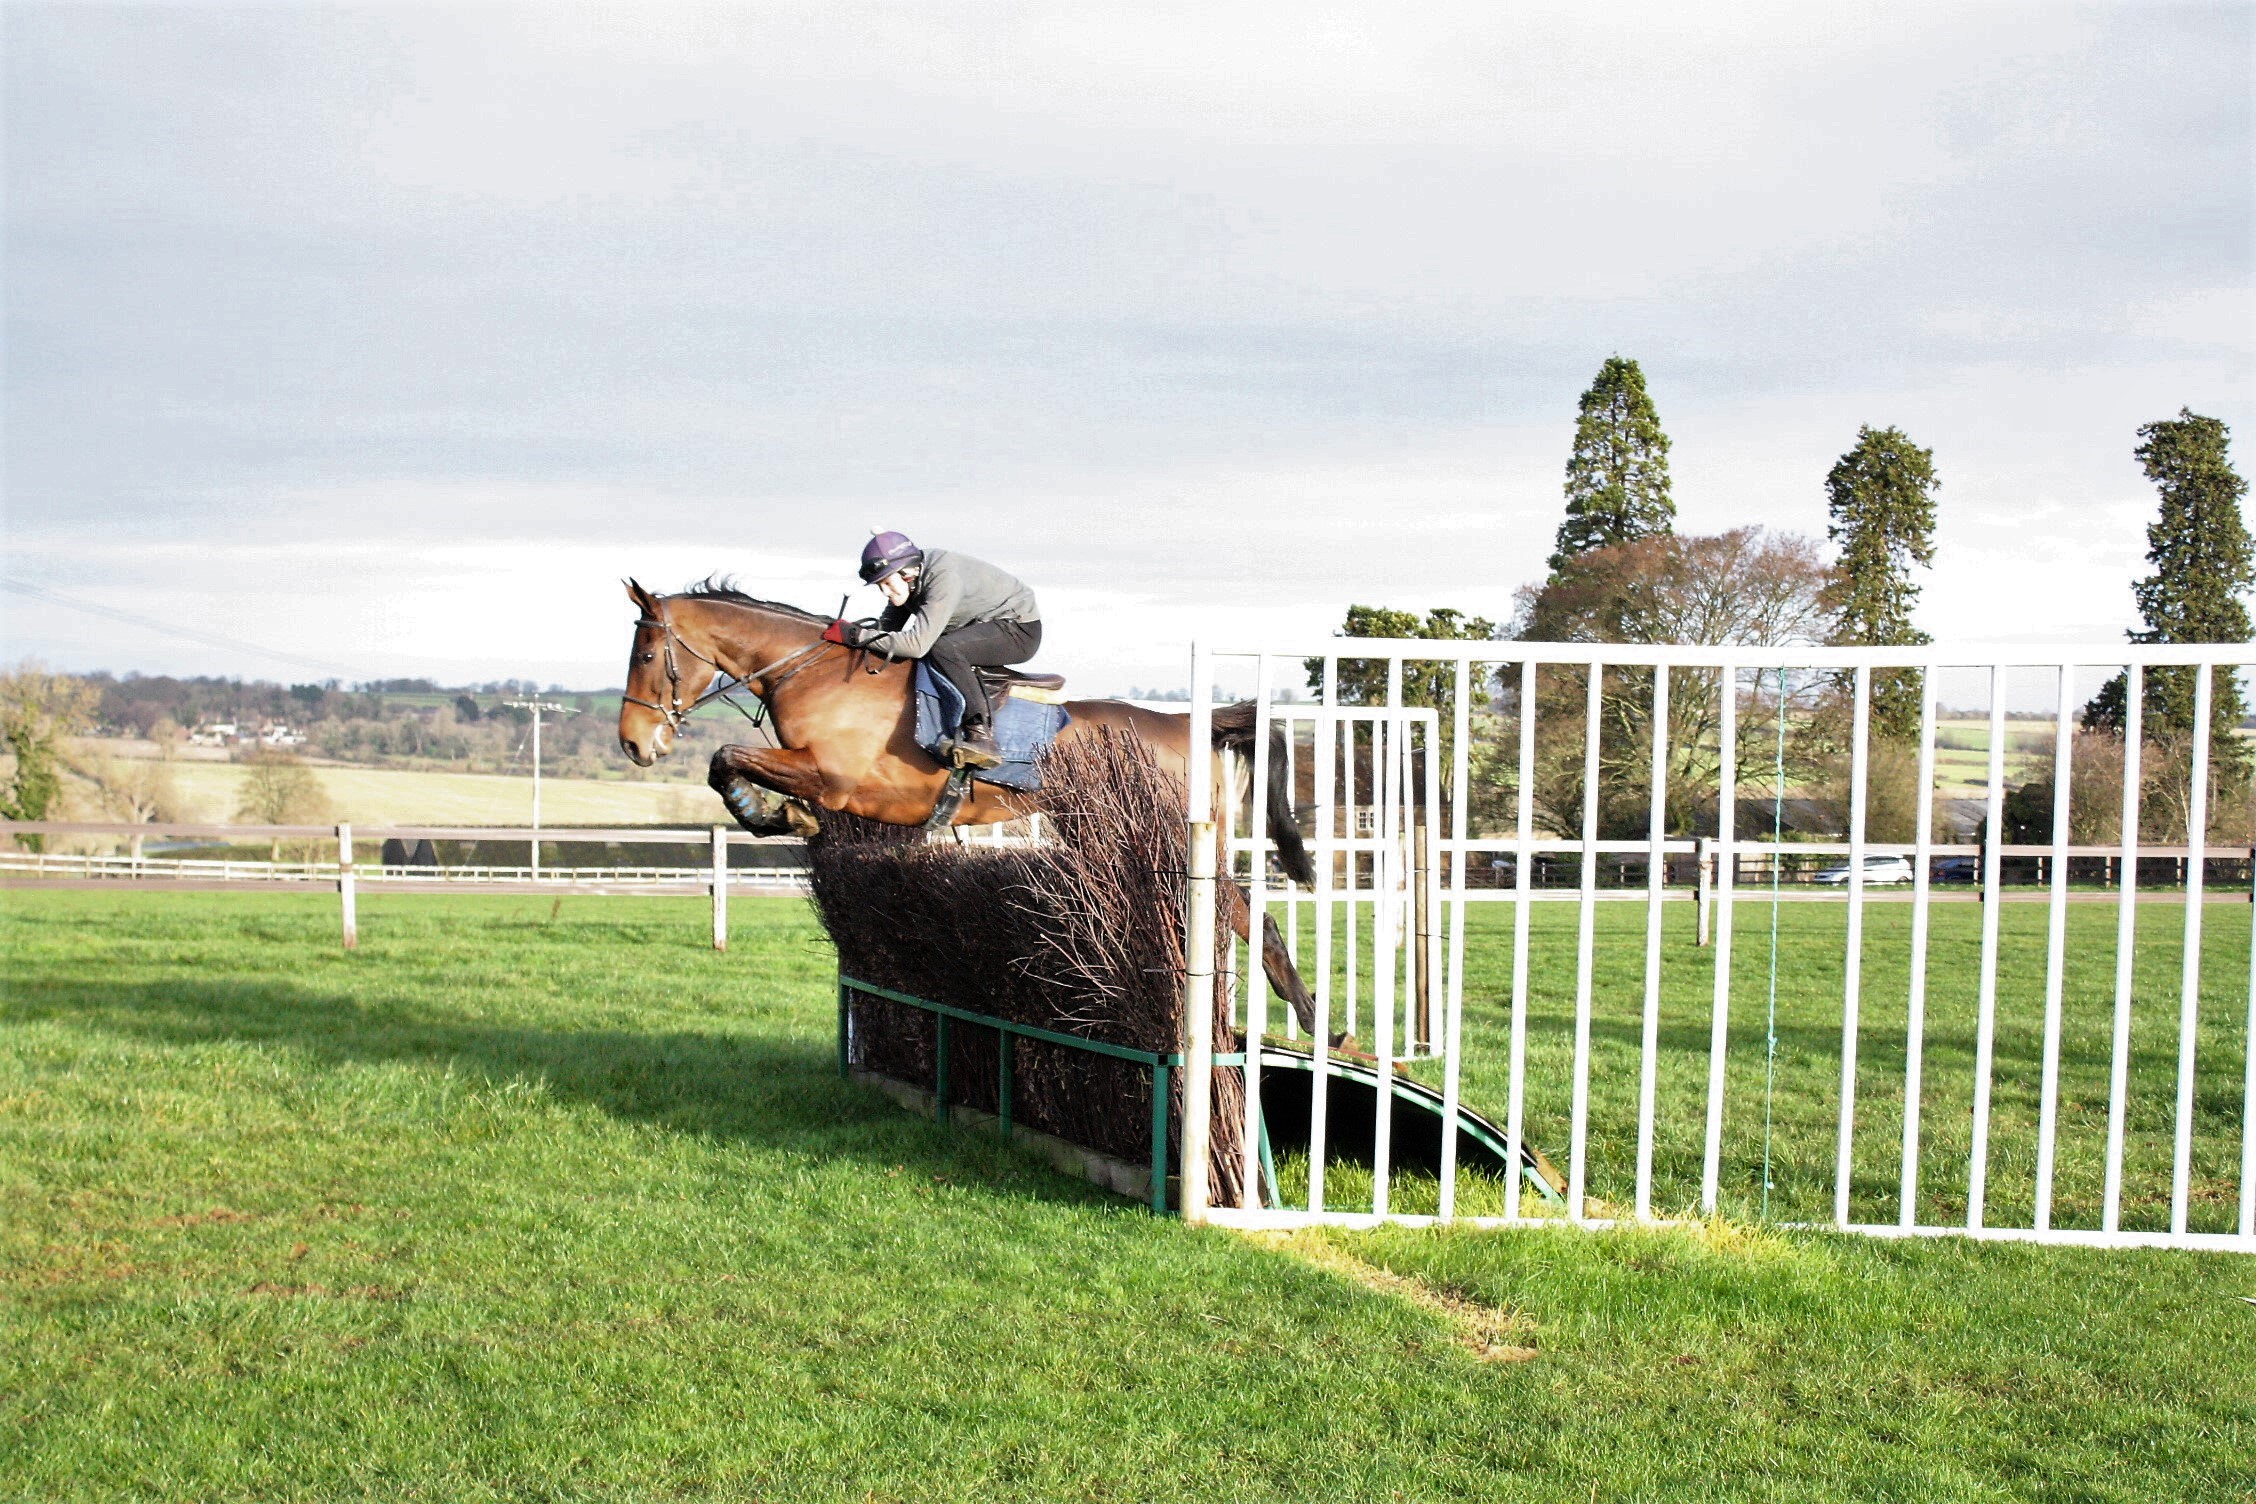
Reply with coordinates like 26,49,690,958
621,596,837,734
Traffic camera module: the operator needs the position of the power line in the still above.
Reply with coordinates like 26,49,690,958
0,576,364,680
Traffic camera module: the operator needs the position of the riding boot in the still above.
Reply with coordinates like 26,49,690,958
950,715,1005,770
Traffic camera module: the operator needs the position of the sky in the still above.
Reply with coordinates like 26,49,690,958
4,3,2251,701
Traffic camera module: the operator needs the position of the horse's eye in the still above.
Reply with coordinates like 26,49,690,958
638,651,655,664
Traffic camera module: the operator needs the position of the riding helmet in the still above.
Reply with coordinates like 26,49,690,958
859,531,924,585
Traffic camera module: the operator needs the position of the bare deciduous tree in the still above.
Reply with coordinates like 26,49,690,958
1502,528,1835,837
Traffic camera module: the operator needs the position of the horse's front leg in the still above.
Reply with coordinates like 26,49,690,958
709,745,829,836
1214,873,1330,1044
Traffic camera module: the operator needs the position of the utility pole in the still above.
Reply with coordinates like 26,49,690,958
505,698,577,881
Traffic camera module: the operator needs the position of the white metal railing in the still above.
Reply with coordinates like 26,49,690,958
0,821,812,951
0,850,811,890
1180,640,2256,1253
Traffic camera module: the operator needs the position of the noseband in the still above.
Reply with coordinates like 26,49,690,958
620,595,833,734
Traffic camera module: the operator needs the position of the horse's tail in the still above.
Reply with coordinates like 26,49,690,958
1208,701,1316,887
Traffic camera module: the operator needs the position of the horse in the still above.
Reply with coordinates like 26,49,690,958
614,577,1323,1033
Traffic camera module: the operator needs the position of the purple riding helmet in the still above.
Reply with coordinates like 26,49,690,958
859,530,924,585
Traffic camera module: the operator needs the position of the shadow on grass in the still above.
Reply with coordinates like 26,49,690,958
8,971,1113,1206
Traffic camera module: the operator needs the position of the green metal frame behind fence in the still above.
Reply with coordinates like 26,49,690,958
837,975,1258,1213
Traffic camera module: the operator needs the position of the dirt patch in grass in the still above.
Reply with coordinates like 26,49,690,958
1254,1230,1541,1363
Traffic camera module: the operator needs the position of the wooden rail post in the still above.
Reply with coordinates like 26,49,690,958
711,826,729,951
337,822,358,950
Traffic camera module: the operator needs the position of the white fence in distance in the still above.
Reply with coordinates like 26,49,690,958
0,821,816,951
1180,640,2256,1254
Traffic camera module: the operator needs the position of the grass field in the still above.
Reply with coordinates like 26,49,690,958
4,891,2252,1501
1260,894,2256,1235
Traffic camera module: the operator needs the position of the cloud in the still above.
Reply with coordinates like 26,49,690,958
4,3,2250,694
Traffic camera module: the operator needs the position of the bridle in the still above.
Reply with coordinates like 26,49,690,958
620,594,834,735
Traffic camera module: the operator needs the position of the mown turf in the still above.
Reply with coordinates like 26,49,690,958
1263,893,2256,1232
3,890,2250,1502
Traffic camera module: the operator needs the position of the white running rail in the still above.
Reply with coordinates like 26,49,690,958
1180,640,2256,1253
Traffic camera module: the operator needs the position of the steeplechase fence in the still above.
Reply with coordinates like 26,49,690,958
1180,640,2256,1254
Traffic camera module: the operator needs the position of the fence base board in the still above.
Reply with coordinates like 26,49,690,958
849,1066,1172,1208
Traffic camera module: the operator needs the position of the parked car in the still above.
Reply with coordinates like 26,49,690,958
1813,854,1915,886
1931,856,1981,884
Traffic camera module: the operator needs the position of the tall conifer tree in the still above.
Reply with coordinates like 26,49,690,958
1823,425,1939,739
1549,357,1674,570
2083,409,2253,747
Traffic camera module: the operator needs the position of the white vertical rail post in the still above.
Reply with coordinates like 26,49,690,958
1218,746,1241,1033
1421,711,1446,1058
2104,666,2143,1232
1180,644,1217,1225
1899,672,1939,1228
1310,657,1338,1214
1394,707,1414,1058
1438,658,1472,1220
1343,714,1359,1040
1702,668,1738,1215
1968,665,2009,1230
1241,654,1275,1210
1695,837,1711,947
1182,820,1219,1224
711,826,729,952
336,822,357,951
1569,661,1604,1222
2171,663,2212,1238
1372,660,1404,1215
1506,659,1538,1223
2244,739,2256,1240
530,706,543,883
2034,665,2076,1229
1835,664,1872,1228
1284,719,1299,1038
1635,666,1670,1222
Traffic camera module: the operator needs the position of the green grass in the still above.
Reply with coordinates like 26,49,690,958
1263,897,2256,1234
4,891,2252,1501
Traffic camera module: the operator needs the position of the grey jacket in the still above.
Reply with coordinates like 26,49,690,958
875,547,1040,659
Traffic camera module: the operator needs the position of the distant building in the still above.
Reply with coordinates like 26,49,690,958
257,723,308,747
188,722,239,746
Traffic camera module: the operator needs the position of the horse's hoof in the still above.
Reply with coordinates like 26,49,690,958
716,776,797,835
783,802,822,838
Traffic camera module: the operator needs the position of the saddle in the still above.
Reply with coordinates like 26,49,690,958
978,665,1067,706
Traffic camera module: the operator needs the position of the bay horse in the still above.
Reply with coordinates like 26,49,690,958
614,578,1321,1032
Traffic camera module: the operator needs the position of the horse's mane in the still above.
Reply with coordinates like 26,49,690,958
676,574,830,626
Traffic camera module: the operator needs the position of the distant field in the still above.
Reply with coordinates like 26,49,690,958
52,756,717,828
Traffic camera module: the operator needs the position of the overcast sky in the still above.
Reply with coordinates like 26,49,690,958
4,3,2250,699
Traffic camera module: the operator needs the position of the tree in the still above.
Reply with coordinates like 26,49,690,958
1549,356,1674,571
2082,410,2253,777
1305,605,1498,709
0,665,98,851
69,748,182,826
1823,425,1938,739
234,750,332,860
1510,529,1834,837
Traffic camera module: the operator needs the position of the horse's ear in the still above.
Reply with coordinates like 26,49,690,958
624,578,652,611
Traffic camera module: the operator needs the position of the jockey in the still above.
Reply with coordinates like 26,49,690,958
825,531,1041,770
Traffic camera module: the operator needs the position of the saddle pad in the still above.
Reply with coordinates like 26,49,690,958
913,661,1071,793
